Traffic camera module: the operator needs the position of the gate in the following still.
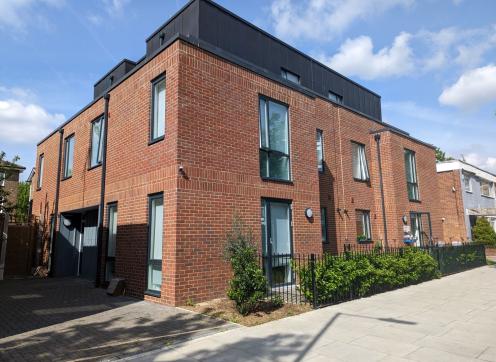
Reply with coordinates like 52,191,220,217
0,212,8,280
4,223,37,277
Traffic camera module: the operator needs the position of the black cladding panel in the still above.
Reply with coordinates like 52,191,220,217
93,59,137,99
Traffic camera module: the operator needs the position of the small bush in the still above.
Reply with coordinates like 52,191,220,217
472,217,496,247
224,217,267,315
298,248,440,305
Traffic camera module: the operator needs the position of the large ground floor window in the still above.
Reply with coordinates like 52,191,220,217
147,193,163,293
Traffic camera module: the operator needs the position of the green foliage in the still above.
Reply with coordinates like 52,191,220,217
15,182,30,223
224,216,267,315
472,217,496,246
298,249,440,304
435,147,454,162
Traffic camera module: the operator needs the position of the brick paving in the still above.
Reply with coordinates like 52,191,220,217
0,278,236,361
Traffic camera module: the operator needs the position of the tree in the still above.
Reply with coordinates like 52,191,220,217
15,182,30,223
0,151,20,215
472,217,496,246
435,147,454,162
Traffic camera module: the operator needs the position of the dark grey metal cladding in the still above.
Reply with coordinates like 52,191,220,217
196,0,381,121
94,59,137,99
146,0,200,56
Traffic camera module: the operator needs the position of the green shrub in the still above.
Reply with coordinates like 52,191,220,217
298,248,439,304
224,217,267,315
472,217,496,246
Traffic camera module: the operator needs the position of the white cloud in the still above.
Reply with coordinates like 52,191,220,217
322,32,414,80
439,64,496,110
0,0,64,33
464,153,496,173
0,87,64,145
270,0,413,42
103,0,130,16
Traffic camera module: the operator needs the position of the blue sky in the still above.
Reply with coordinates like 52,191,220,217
1,0,496,179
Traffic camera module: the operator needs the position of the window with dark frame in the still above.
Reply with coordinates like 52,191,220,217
316,129,324,173
150,75,166,142
37,154,44,189
147,193,163,293
259,97,291,181
105,203,118,282
404,149,420,201
63,134,75,179
90,116,104,168
281,68,300,84
328,91,343,104
356,210,371,242
321,207,328,243
352,142,370,181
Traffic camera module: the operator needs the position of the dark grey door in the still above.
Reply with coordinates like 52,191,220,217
54,214,81,277
80,210,98,280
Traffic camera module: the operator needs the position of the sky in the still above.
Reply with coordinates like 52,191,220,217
1,0,496,180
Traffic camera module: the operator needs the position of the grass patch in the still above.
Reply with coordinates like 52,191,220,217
182,298,311,326
487,259,496,266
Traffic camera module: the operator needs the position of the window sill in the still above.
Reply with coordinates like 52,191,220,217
465,190,473,194
144,289,161,298
357,239,373,244
61,175,72,181
148,135,165,146
261,177,293,185
88,163,102,171
36,187,42,192
408,199,422,203
481,194,495,199
353,178,370,184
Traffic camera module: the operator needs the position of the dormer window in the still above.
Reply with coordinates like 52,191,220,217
159,33,165,46
109,76,114,86
281,68,300,84
329,91,343,104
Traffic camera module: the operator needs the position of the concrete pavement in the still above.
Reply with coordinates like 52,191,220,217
127,266,496,362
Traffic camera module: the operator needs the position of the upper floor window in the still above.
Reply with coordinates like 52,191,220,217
90,117,104,168
281,68,300,84
481,180,494,198
259,97,290,181
356,209,371,242
151,75,166,142
63,134,75,179
37,154,44,189
404,149,420,201
352,142,369,181
0,172,5,187
329,91,343,104
463,173,472,193
316,129,324,173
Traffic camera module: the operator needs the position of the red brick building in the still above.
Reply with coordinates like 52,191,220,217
32,0,442,306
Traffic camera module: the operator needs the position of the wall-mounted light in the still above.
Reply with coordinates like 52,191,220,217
305,208,313,219
402,215,408,225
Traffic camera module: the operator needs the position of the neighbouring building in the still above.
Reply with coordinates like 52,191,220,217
0,161,25,214
31,0,442,306
437,160,496,241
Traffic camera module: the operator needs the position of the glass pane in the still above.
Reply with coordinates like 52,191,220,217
405,151,413,182
269,153,289,180
38,155,44,188
270,203,291,255
364,212,371,239
107,205,117,257
316,130,323,171
150,197,163,260
91,119,102,166
352,143,361,179
260,150,269,178
356,211,364,237
153,79,166,139
65,137,74,177
259,99,268,148
268,101,288,154
321,208,327,242
261,202,268,255
148,261,162,292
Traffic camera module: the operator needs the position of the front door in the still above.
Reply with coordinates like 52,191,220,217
261,199,292,286
80,210,98,280
410,212,432,247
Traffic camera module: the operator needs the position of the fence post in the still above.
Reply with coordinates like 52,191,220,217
310,253,317,308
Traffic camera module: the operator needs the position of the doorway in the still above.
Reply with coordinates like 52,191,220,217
261,199,293,286
410,212,432,247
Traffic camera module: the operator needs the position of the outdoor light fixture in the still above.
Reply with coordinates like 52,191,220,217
63,218,72,227
305,208,313,219
402,215,408,225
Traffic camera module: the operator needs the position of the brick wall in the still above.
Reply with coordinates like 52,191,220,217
437,170,467,241
1,170,21,209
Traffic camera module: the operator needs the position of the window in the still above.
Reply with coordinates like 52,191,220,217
321,207,328,243
0,172,5,187
463,173,472,192
147,193,163,293
37,154,44,189
281,68,300,84
151,76,166,142
404,149,419,201
259,97,291,181
316,129,324,173
352,142,369,181
481,180,494,198
328,91,343,104
105,203,118,282
63,134,75,179
356,210,371,242
90,117,104,168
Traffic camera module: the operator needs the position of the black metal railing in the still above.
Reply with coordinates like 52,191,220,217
260,243,487,308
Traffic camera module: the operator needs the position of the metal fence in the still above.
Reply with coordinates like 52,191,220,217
261,243,487,308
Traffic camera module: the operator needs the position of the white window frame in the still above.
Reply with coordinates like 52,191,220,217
463,173,472,193
481,180,494,198
352,142,370,181
356,210,372,242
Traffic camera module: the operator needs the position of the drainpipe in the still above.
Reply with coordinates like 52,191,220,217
48,128,64,276
374,133,389,249
95,93,110,287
